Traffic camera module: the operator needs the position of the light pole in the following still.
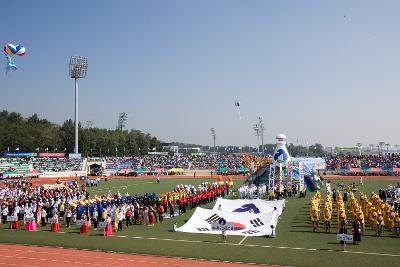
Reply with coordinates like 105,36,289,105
253,124,260,153
210,128,216,153
116,112,128,130
257,116,265,154
69,55,88,155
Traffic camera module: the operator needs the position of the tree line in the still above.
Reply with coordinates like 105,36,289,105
0,110,327,157
169,142,327,157
0,110,161,156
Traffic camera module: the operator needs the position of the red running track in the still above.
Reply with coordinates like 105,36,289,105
0,244,273,267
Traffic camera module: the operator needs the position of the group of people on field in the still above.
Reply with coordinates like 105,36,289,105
0,178,232,237
310,182,400,250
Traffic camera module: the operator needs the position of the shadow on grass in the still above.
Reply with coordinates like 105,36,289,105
326,242,357,246
289,230,336,235
290,225,310,228
361,233,398,238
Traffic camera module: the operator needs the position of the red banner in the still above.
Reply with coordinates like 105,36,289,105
38,153,65,158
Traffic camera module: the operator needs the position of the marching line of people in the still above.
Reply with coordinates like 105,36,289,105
0,178,232,237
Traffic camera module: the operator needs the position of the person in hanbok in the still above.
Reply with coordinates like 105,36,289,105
10,210,19,230
80,215,89,234
113,208,119,232
148,209,155,226
51,213,59,232
143,207,149,226
104,216,113,237
36,205,42,225
25,208,36,231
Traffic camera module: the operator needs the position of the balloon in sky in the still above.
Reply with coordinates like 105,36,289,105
234,101,242,120
15,45,26,56
3,43,26,74
3,44,17,55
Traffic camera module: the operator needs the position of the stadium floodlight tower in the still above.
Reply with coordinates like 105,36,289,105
210,128,216,153
69,55,88,155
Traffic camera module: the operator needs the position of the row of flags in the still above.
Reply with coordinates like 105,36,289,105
7,147,67,152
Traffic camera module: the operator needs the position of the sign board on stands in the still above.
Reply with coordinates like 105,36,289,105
47,218,58,224
337,234,353,242
75,220,86,226
69,153,82,160
39,153,65,158
25,216,35,222
7,216,18,222
98,221,108,228
211,218,234,231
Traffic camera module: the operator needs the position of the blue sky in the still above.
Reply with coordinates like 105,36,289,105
1,1,400,147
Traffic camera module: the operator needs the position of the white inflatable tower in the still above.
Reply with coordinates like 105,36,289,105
272,134,291,166
268,134,292,196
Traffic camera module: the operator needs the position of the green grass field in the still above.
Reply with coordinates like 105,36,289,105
0,177,399,267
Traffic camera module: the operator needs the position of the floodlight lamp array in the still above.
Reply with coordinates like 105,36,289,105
69,55,88,78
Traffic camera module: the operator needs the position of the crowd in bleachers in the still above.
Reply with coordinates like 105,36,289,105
0,158,30,172
0,157,84,174
104,155,251,173
32,157,84,172
326,154,400,170
0,154,275,176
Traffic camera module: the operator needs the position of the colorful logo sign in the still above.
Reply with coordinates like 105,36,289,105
273,149,288,163
233,204,260,214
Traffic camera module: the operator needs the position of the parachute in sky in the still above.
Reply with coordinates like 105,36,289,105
234,101,242,120
3,43,26,74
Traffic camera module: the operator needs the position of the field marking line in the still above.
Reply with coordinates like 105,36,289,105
117,235,400,258
5,229,400,259
238,236,247,245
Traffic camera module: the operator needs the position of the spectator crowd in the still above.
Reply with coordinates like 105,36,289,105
326,154,400,170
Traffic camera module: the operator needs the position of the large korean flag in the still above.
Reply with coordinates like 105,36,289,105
176,207,278,236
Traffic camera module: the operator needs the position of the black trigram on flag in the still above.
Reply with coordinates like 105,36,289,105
241,230,260,235
205,214,221,224
197,228,210,232
250,218,264,227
